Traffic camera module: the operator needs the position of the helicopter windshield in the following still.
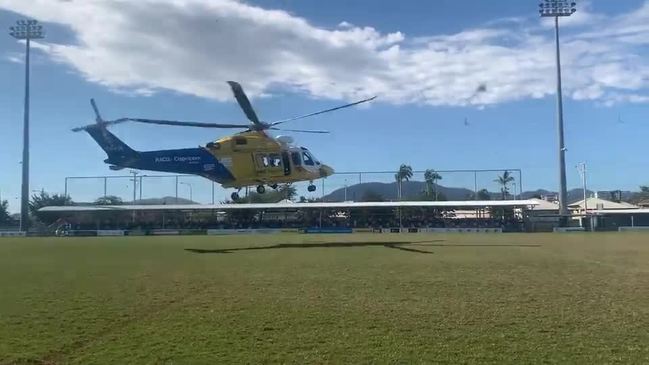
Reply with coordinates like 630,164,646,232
300,147,320,166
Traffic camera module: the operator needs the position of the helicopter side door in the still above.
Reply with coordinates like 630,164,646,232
282,151,291,176
253,152,285,180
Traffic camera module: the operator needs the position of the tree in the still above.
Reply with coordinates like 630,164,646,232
235,184,297,204
29,191,73,223
494,171,515,200
477,189,491,200
395,164,413,200
631,185,649,205
280,184,297,201
638,186,649,199
424,169,443,201
0,200,10,224
94,195,123,205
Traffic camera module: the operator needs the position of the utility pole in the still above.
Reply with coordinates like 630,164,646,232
129,170,138,204
539,0,576,226
9,19,44,232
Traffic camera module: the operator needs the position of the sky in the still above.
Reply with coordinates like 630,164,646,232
0,0,648,211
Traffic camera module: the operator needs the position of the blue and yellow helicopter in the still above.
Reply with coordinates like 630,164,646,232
73,81,375,200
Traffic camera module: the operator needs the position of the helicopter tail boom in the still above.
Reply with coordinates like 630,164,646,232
84,124,139,164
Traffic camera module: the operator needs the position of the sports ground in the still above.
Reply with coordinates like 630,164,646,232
1,233,649,364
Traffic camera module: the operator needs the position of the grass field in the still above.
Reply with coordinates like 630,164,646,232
1,233,649,364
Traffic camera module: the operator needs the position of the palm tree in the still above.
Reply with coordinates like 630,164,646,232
395,164,413,200
494,170,515,200
424,169,443,201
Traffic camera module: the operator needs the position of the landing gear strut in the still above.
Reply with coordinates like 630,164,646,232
231,188,242,201
270,183,278,190
256,185,266,194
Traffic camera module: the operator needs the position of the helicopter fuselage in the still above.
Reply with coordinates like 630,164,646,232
88,127,334,190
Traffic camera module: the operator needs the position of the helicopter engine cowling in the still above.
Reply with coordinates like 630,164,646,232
275,135,294,145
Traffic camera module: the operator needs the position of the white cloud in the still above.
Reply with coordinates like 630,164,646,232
4,53,22,64
1,0,648,106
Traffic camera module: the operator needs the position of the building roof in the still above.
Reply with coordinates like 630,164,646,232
39,199,539,213
591,208,649,215
568,197,638,211
528,198,560,211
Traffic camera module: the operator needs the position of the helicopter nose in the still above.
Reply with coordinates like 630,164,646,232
319,164,334,178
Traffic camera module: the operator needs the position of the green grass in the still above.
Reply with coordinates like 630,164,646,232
1,233,649,364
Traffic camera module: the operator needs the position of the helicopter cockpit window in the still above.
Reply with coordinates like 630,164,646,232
302,151,314,166
234,137,247,145
291,152,302,166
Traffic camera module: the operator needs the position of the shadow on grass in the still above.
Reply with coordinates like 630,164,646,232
408,243,541,248
184,240,445,255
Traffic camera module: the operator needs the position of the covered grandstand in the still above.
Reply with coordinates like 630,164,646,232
39,200,538,235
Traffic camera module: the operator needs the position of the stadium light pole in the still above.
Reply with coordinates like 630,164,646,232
9,19,44,232
540,1,575,226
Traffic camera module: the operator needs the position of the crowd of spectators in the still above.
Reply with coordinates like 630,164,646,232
53,208,524,233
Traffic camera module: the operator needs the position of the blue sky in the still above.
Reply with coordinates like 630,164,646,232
1,0,648,211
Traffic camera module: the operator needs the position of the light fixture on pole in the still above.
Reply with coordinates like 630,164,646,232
539,0,576,226
9,19,45,233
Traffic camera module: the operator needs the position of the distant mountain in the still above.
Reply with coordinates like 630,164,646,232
323,181,478,201
323,181,636,203
75,196,197,206
134,196,196,205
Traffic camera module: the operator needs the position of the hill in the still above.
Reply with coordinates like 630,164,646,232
323,181,476,201
323,181,635,203
133,196,196,205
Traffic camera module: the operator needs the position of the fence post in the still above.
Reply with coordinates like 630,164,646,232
175,176,179,203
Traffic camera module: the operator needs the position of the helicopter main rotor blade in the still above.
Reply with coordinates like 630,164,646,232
270,127,330,134
71,118,131,132
127,118,250,129
270,95,377,126
227,81,262,126
90,98,103,122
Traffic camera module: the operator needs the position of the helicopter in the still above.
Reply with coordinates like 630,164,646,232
73,81,376,201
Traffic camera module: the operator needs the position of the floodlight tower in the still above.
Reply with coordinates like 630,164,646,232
9,20,45,233
539,0,575,226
